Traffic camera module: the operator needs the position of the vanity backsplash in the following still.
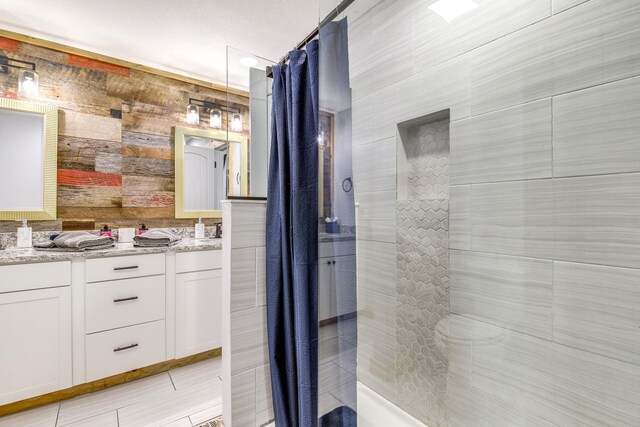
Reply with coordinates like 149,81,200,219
0,226,220,249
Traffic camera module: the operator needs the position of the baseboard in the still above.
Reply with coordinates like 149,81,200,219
0,347,222,417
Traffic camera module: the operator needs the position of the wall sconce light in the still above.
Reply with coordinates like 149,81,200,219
19,69,39,98
187,98,240,129
231,114,243,132
0,56,39,98
186,103,200,125
210,109,222,129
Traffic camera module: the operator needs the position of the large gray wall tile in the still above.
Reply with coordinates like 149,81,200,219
223,201,266,249
255,364,274,426
553,0,589,14
450,99,552,184
357,287,396,401
255,247,266,307
348,0,414,100
357,240,397,296
229,370,256,427
356,190,396,243
371,54,471,141
472,321,640,426
470,0,640,115
450,251,553,339
471,179,554,259
554,261,640,365
229,306,268,375
414,0,550,74
553,173,640,268
229,248,257,312
353,138,396,193
449,185,471,250
553,75,640,177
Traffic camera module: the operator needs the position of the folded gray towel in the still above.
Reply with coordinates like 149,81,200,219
133,229,182,247
34,231,115,252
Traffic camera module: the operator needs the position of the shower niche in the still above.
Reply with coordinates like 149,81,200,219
395,110,450,425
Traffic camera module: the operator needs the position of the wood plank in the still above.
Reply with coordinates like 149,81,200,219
17,42,68,64
122,131,172,149
67,53,130,77
95,152,123,174
0,220,61,233
106,73,191,108
122,144,173,160
122,191,175,208
58,135,121,172
0,348,221,417
60,110,122,142
122,157,174,177
57,206,176,219
0,37,19,52
57,185,122,207
57,170,122,187
122,176,174,192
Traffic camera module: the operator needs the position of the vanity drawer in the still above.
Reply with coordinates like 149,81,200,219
0,261,71,293
86,253,165,283
176,250,221,273
85,275,165,334
85,320,165,381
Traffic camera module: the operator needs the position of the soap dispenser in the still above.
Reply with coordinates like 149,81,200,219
137,223,148,236
195,218,205,240
17,219,32,249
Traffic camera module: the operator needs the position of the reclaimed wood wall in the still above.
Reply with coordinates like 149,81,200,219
0,36,249,231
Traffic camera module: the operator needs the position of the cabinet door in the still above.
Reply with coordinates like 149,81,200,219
175,269,222,358
319,258,334,321
334,255,357,317
0,287,72,405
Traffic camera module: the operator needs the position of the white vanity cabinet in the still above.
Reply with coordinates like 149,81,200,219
0,262,72,405
318,241,356,321
175,250,222,358
84,253,167,382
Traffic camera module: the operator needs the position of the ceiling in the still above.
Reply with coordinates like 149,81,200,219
0,0,319,90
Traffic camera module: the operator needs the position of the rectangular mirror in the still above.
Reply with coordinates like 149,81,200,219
0,98,57,220
174,126,248,218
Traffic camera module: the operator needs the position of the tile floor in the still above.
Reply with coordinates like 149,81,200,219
0,358,222,427
0,319,357,427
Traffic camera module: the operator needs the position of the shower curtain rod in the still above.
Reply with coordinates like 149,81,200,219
266,0,355,77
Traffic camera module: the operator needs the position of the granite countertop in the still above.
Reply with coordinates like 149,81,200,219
0,238,222,266
319,231,356,243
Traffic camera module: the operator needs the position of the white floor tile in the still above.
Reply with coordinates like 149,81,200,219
59,411,118,427
169,358,222,391
57,373,174,426
118,378,222,427
0,403,59,427
188,403,222,425
161,418,193,427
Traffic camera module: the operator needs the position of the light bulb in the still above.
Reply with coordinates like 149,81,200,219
231,114,242,132
186,104,200,125
210,109,222,129
18,69,39,98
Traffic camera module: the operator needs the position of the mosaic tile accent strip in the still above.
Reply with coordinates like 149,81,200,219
403,119,450,200
396,199,449,426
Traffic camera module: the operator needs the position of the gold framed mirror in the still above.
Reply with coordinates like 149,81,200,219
174,126,248,219
0,98,57,220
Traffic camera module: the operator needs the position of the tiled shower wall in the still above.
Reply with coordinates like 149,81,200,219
351,0,640,425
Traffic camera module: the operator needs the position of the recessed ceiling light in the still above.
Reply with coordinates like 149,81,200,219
240,57,259,68
429,0,478,22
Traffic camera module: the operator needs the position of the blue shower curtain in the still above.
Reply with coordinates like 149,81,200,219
266,40,319,427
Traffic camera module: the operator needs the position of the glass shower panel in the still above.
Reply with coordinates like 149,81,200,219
226,46,275,198
317,10,358,427
321,0,640,426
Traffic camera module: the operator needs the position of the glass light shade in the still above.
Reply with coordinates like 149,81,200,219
186,104,200,125
18,69,39,98
210,109,222,129
231,113,243,132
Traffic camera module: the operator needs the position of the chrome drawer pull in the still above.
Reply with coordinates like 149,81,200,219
113,296,139,303
114,343,139,352
113,265,139,271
